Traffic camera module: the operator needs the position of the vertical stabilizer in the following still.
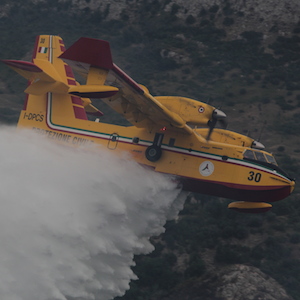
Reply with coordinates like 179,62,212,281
3,35,88,130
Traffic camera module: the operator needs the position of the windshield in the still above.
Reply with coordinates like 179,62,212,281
243,149,277,166
265,154,277,165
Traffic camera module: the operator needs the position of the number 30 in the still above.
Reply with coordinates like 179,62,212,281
248,171,261,182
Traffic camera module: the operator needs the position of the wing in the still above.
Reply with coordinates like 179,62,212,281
59,37,194,134
105,64,191,131
59,37,222,135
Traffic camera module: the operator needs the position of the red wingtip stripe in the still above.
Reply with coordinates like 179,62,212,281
2,60,42,72
112,64,144,94
59,37,113,70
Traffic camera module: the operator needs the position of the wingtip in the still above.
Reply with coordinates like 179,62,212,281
2,60,42,72
59,37,113,70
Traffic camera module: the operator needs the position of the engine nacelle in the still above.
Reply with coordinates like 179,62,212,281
155,96,216,127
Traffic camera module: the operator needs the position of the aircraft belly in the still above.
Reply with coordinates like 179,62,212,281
167,155,293,202
131,145,293,203
179,173,292,203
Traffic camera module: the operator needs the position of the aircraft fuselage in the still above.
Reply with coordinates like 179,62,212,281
18,92,294,204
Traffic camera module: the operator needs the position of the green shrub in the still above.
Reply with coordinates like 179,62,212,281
186,15,196,25
215,244,250,264
290,233,300,244
209,5,219,13
185,254,206,277
223,17,234,26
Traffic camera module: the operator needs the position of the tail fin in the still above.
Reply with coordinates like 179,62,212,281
3,35,117,104
3,35,114,130
3,35,72,95
3,35,89,129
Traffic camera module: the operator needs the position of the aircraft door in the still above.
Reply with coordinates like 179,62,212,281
108,133,119,150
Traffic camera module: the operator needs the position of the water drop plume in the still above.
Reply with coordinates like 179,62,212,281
0,127,186,300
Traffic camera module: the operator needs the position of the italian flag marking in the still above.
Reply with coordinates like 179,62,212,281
38,47,48,54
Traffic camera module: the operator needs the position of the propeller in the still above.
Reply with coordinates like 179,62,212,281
206,109,227,141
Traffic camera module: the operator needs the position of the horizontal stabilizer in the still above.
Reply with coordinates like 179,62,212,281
228,201,272,213
2,59,42,73
25,80,69,95
68,85,119,98
2,59,64,83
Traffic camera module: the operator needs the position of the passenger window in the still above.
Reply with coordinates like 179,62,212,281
255,151,267,162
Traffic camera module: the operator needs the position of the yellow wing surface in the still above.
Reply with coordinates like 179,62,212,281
59,37,218,134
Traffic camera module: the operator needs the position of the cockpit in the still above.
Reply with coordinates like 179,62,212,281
243,149,277,166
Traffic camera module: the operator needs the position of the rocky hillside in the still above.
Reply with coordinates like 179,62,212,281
162,265,293,300
0,1,300,299
1,0,300,40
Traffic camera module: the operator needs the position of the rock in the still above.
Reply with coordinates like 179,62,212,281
216,265,293,300
160,264,293,300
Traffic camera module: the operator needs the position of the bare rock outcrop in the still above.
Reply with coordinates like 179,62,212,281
215,265,293,300
161,264,293,300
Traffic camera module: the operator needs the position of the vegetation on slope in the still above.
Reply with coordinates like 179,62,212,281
0,1,300,299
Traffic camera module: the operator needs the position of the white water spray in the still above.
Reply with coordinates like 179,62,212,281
0,127,186,300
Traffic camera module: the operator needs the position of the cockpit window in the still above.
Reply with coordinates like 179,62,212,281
243,150,278,166
265,154,277,165
243,150,256,160
255,151,267,162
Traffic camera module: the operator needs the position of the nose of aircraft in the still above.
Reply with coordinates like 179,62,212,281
290,180,296,194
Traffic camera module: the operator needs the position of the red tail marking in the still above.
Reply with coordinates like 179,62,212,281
64,64,74,78
67,79,77,85
73,106,88,120
71,96,83,105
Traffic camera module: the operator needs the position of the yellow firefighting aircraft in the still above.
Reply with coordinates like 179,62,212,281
2,35,295,213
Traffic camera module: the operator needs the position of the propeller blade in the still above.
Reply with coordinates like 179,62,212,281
206,119,217,141
206,109,227,141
